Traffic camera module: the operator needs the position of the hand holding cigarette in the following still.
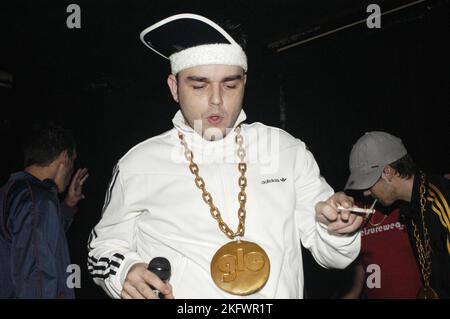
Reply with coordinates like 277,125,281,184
315,192,365,234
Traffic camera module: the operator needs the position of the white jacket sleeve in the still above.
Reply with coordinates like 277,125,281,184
87,164,145,298
294,141,360,269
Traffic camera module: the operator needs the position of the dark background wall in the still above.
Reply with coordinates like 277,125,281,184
0,0,448,298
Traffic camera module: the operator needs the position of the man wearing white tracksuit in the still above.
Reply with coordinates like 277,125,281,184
88,14,363,299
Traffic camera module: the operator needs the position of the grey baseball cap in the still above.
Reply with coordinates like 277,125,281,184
345,131,407,190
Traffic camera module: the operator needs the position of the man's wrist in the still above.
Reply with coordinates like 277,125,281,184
64,198,78,208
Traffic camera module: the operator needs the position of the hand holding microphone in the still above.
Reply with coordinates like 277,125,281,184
148,257,171,299
121,257,173,299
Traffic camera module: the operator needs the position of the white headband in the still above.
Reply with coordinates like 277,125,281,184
169,43,248,75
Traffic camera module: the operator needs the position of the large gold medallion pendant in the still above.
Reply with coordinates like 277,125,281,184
211,240,270,296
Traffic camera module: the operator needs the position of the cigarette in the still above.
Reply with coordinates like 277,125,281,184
337,199,377,215
336,206,375,214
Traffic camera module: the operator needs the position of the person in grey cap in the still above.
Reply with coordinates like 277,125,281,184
345,131,450,299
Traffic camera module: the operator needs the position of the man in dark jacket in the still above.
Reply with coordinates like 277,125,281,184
0,123,88,298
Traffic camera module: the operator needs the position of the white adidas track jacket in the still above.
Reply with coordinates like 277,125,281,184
88,110,360,298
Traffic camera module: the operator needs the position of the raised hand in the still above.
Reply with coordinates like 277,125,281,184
64,168,89,207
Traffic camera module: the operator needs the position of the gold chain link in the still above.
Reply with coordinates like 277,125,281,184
411,172,432,288
178,126,247,240
368,214,387,227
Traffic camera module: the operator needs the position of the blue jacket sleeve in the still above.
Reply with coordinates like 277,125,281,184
60,202,77,232
8,184,60,298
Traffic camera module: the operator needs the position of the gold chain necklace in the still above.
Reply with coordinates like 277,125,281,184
178,126,270,296
413,172,439,299
368,212,387,227
364,209,387,227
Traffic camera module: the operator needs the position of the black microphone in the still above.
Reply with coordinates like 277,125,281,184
148,257,171,299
